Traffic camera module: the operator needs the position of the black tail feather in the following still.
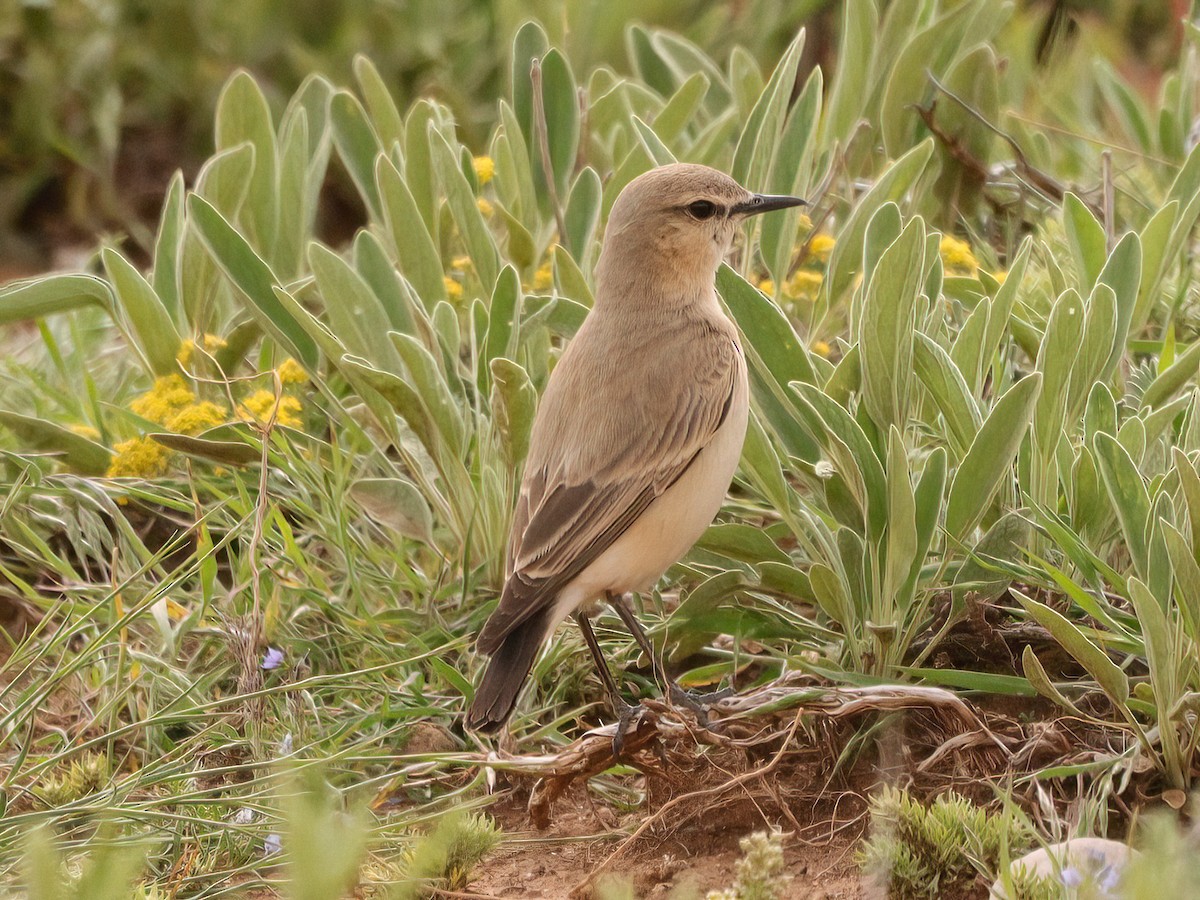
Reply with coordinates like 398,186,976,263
465,612,550,732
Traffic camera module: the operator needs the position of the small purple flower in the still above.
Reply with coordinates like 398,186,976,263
263,833,282,856
1098,864,1121,892
1060,866,1084,888
261,647,285,670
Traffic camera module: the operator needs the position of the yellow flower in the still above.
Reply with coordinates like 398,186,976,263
107,437,172,478
165,401,226,436
450,255,472,271
444,276,464,302
797,213,814,233
476,197,494,217
786,270,823,299
533,262,553,291
276,358,307,385
811,340,832,358
238,390,302,429
808,234,836,264
130,375,195,426
68,424,101,441
940,235,979,274
990,270,1007,284
473,156,495,185
758,278,776,295
177,334,227,366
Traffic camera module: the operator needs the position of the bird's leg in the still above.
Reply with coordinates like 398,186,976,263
575,612,641,757
607,592,733,723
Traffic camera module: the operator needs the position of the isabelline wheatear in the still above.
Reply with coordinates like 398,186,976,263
466,163,805,735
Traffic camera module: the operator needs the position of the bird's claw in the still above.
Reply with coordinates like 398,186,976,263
610,699,645,759
667,683,733,725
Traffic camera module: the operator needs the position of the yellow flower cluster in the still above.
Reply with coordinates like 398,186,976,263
238,390,303,428
939,235,979,274
128,374,227,435
107,437,171,478
757,270,824,302
532,262,553,291
165,401,226,436
476,197,494,217
276,358,307,385
176,333,228,365
473,155,495,185
808,233,836,264
130,374,195,425
444,276,464,302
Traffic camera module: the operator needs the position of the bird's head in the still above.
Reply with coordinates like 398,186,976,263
595,163,805,305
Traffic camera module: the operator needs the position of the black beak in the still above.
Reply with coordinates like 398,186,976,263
731,193,807,217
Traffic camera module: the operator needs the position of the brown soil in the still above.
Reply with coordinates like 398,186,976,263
473,782,865,899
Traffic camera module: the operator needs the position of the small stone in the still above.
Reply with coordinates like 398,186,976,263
990,838,1137,899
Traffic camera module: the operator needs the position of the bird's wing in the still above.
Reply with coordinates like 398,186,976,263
478,320,741,653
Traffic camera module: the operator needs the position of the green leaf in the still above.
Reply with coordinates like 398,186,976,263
653,71,710,143
375,156,446,309
632,115,677,165
480,266,522,394
152,171,185,319
1016,591,1129,706
731,31,804,191
103,248,181,377
353,55,404,150
490,358,537,467
215,71,279,251
429,128,500,291
1141,340,1200,409
390,332,465,452
1062,192,1106,292
308,242,404,373
150,432,260,466
0,411,112,475
538,49,580,199
511,21,550,145
696,523,790,566
913,334,981,460
350,477,435,545
884,426,918,604
1033,289,1085,460
1097,231,1142,380
187,194,318,368
1021,645,1086,714
1093,432,1151,578
563,166,602,264
823,0,877,145
858,217,925,431
826,139,935,301
793,383,889,541
331,90,383,219
0,275,112,325
945,373,1041,540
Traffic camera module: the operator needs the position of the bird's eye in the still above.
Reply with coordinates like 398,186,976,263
687,200,718,220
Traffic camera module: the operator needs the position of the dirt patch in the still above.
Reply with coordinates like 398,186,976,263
474,783,865,898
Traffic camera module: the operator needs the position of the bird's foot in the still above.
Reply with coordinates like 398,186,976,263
666,682,734,726
610,698,645,759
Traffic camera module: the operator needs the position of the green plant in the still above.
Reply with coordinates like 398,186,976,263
860,786,1034,899
705,827,791,900
394,810,502,899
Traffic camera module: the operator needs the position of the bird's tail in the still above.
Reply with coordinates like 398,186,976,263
465,611,550,732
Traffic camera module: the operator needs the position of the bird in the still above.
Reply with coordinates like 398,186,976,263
465,162,805,735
